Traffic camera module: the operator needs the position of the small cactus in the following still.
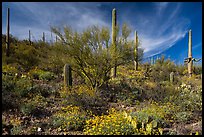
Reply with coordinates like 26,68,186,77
170,72,174,83
64,64,72,87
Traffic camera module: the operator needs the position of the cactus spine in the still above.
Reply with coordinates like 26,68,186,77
111,8,117,78
64,64,72,87
134,31,138,70
6,8,10,57
170,72,174,83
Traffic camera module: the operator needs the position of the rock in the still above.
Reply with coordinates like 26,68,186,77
37,127,42,132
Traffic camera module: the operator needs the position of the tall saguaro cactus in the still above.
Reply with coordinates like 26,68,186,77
188,29,193,77
184,29,201,77
42,32,45,42
29,30,31,45
64,64,72,87
111,8,117,78
6,8,10,57
134,31,139,71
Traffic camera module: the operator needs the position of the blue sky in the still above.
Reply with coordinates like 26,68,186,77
2,2,202,65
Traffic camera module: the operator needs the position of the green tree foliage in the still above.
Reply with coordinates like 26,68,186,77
51,25,143,90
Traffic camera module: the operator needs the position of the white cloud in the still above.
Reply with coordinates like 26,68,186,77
2,2,192,59
2,2,109,40
126,2,190,58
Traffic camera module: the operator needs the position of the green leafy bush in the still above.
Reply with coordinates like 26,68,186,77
20,102,36,116
174,111,193,123
15,77,33,97
150,56,176,82
20,95,48,116
60,85,108,115
51,105,89,131
83,108,163,135
28,68,55,81
83,108,135,135
174,83,202,112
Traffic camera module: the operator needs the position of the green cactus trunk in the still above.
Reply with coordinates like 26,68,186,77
170,72,174,83
134,31,138,71
43,32,45,42
29,30,31,45
6,8,10,57
111,8,117,78
188,29,192,77
64,64,72,87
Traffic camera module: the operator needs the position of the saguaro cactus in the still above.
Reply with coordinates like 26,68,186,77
6,8,10,57
29,30,31,45
187,29,193,77
170,72,174,83
42,32,45,42
64,64,72,87
134,31,139,71
184,29,201,77
111,8,117,78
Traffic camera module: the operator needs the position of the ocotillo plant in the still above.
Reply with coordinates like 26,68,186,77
6,8,10,57
134,31,138,71
64,64,72,87
170,72,174,83
111,8,117,78
184,29,201,77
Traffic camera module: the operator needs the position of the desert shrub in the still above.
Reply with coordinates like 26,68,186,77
29,84,56,98
20,102,36,116
15,77,33,98
174,111,193,123
174,83,202,112
193,65,202,75
2,64,19,74
60,85,108,115
44,55,65,75
20,95,48,116
83,108,135,135
50,105,89,131
132,101,179,127
13,43,39,71
10,125,24,135
2,74,16,93
150,56,176,82
51,24,143,90
84,108,163,135
28,68,55,81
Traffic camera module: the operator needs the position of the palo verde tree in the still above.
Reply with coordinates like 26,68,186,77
51,24,140,91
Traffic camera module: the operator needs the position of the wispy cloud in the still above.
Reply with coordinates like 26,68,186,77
2,2,192,59
125,2,190,58
2,2,109,40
